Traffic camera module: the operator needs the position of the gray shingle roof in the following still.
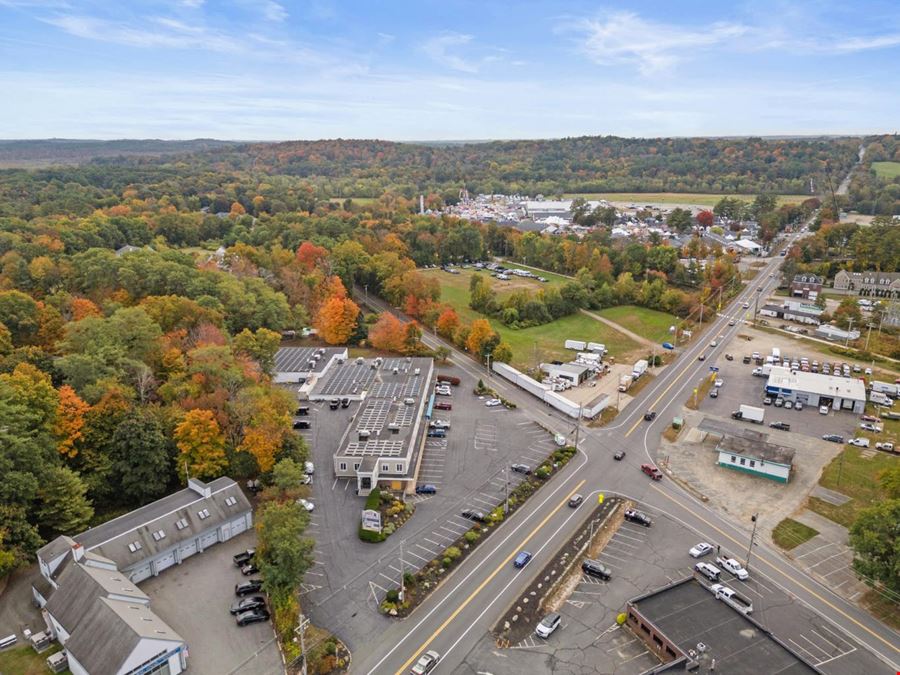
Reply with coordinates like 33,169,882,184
37,535,76,568
74,477,250,570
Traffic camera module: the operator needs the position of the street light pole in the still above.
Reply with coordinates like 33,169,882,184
295,613,310,675
504,466,510,515
745,514,759,571
399,539,405,602
845,317,855,347
865,323,874,351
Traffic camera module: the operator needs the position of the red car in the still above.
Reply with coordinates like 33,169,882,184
860,415,879,423
434,401,452,411
641,463,663,481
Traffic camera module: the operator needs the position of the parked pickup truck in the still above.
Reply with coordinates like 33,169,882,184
875,442,896,453
715,556,749,580
710,583,753,615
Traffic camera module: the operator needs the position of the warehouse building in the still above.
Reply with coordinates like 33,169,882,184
37,477,252,585
716,436,795,483
273,346,347,385
765,366,866,413
542,362,591,385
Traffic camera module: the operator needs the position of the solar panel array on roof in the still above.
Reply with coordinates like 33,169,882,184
317,363,376,396
370,382,404,398
357,401,391,433
275,347,340,374
344,440,405,457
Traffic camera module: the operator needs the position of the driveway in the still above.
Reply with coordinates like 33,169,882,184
140,530,282,675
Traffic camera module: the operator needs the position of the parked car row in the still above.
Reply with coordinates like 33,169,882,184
231,551,270,627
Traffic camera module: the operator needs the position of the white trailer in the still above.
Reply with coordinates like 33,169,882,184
872,381,899,398
576,352,601,364
587,342,607,354
565,339,587,351
772,347,781,360
618,375,633,392
732,404,764,424
632,359,649,379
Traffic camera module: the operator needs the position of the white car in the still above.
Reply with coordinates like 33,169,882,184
689,542,713,558
710,340,718,347
848,438,870,447
485,399,502,407
410,650,440,675
535,612,562,638
714,379,724,388
743,302,750,309
876,442,895,452
819,405,829,415
716,556,749,580
729,319,736,326
296,498,314,512
429,419,451,429
859,423,883,433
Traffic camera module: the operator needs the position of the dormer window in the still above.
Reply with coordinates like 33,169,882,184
175,518,188,530
224,496,238,507
198,509,210,520
128,541,143,553
151,529,166,541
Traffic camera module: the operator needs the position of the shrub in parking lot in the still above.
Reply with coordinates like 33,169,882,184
441,556,452,568
445,546,461,561
488,506,505,524
464,530,480,544
365,487,382,510
358,526,386,543
535,465,551,479
386,589,400,603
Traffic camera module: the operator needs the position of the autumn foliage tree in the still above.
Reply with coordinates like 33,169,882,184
466,319,498,357
175,409,227,481
295,241,329,273
368,312,405,352
55,385,89,458
435,308,460,339
315,295,360,345
697,210,714,227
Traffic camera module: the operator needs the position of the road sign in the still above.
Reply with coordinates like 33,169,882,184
361,509,382,532
709,366,720,372
598,494,604,504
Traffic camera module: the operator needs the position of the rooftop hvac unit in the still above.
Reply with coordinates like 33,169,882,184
358,430,371,440
356,357,365,365
393,367,399,375
388,423,400,434
47,652,69,674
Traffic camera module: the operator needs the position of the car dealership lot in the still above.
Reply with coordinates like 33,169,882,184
454,506,883,675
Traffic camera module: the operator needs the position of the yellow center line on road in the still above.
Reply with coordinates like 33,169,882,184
625,353,705,437
651,485,900,657
394,479,587,675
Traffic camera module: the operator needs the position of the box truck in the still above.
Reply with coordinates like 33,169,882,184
731,404,764,424
632,359,649,379
618,375,633,392
564,339,587,351
871,381,899,398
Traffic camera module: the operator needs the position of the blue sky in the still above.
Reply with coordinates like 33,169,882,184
1,0,899,140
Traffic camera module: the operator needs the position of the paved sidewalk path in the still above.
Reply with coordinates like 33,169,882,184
579,309,658,350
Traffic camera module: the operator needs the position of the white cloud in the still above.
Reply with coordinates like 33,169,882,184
259,0,287,22
44,14,239,52
834,33,900,52
422,32,479,73
178,0,204,8
572,11,747,75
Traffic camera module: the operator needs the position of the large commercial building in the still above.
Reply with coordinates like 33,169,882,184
833,269,900,298
309,356,434,495
625,577,821,674
273,346,347,385
765,366,866,413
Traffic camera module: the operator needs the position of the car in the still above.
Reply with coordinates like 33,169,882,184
230,595,267,615
743,302,750,309
233,549,255,567
763,397,772,406
641,463,663,480
860,422,883,433
511,463,532,475
742,355,751,364
429,419,451,429
235,607,270,626
710,340,718,348
292,420,311,429
581,559,611,580
849,437,870,447
819,405,830,415
461,509,486,522
304,461,314,475
514,551,533,568
698,354,706,361
794,401,803,411
714,379,724,388
624,509,652,527
689,542,713,558
235,579,263,596
485,398,502,407
340,397,350,408
725,353,734,361
295,406,309,416
535,612,562,638
783,400,793,409
822,434,844,443
709,389,719,398
240,562,259,576
694,562,722,581
774,397,784,407
716,556,749,580
435,388,452,397
769,421,791,431
875,442,895,452
434,401,452,411
329,398,340,410
415,484,437,494
410,650,441,675
568,493,584,507
644,411,657,421
613,450,625,461
296,498,314,512
757,286,763,292
427,428,446,438
860,414,879,423
729,319,736,326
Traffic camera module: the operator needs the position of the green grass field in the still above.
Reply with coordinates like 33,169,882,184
596,305,678,344
771,518,819,550
808,445,897,528
562,192,810,208
0,644,66,675
872,161,900,179
422,268,640,369
496,260,572,285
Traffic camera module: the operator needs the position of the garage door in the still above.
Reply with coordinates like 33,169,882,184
155,552,176,573
130,564,152,584
229,517,247,536
200,531,218,550
178,539,198,560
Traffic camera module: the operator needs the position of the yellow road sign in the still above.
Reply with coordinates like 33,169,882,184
598,493,605,504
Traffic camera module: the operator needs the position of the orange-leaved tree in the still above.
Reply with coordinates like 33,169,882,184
435,308,459,339
368,312,406,352
466,318,496,356
295,241,329,273
174,409,228,481
315,295,359,345
55,385,89,458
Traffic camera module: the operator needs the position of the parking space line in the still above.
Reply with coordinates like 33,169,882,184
608,538,640,549
817,624,855,651
440,524,465,536
620,650,650,664
378,572,397,585
603,544,637,556
415,543,436,555
799,634,832,659
612,531,647,544
807,552,845,570
430,531,454,543
795,542,835,559
471,497,495,508
423,537,442,547
788,639,820,663
606,638,637,653
406,550,431,564
597,551,630,564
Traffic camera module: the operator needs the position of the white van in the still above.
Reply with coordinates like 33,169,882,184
695,562,722,581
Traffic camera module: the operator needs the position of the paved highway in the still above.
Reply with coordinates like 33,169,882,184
353,232,900,675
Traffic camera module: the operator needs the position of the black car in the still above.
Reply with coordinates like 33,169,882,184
725,354,734,361
644,411,656,422
235,607,271,627
461,509,486,522
341,398,350,408
240,562,259,576
329,398,340,410
742,356,751,364
230,595,267,615
698,354,706,361
568,493,584,508
415,484,437,494
770,421,791,431
613,450,625,461
295,406,309,416
293,420,311,429
235,579,263,597
581,559,611,580
511,463,531,475
427,429,446,438
822,434,844,443
709,389,718,398
624,509,652,527
233,549,255,567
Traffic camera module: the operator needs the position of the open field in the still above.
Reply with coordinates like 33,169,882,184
596,305,677,344
495,260,572,286
562,192,811,208
0,644,66,674
772,517,819,550
871,161,900,179
422,268,640,369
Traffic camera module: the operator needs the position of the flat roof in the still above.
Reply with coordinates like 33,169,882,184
717,436,795,466
274,347,345,375
766,366,866,401
630,578,820,674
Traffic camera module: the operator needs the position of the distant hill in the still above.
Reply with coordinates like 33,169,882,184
0,138,241,167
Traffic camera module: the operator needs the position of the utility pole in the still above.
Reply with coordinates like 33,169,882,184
753,288,762,324
504,466,510,514
295,613,310,675
399,540,405,602
486,352,492,377
837,451,845,486
865,323,874,351
745,513,759,571
574,405,583,449
845,317,855,347
364,284,368,305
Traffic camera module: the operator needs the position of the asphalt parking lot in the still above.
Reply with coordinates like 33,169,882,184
140,530,282,675
454,505,884,675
